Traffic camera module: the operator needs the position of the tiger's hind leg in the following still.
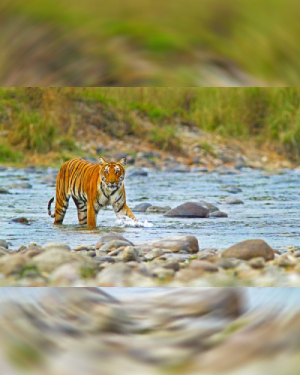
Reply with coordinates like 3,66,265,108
73,197,88,225
54,193,70,225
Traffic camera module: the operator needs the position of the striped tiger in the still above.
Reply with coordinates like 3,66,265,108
48,157,136,226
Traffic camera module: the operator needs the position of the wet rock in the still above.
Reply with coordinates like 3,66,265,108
221,186,243,194
128,168,148,177
164,202,209,218
189,260,219,273
220,197,244,204
123,247,140,262
0,187,11,194
221,239,274,261
100,240,134,253
132,203,152,212
43,243,71,252
0,240,9,249
96,233,133,250
10,217,29,224
248,257,266,269
208,210,228,218
198,201,220,213
149,235,199,254
9,182,32,189
146,205,171,213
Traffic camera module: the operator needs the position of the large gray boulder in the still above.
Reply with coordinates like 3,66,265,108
164,202,209,218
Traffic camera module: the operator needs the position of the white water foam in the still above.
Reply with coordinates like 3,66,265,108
115,216,154,228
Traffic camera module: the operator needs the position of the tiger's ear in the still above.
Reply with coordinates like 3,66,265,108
98,157,106,166
118,157,127,166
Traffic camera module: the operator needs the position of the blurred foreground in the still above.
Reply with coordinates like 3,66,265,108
0,288,300,374
1,1,300,86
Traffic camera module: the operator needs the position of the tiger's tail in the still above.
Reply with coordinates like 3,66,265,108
48,197,55,218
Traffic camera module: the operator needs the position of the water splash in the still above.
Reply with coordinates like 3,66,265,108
115,216,154,228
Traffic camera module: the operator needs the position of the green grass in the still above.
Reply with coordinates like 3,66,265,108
0,142,22,163
1,87,300,162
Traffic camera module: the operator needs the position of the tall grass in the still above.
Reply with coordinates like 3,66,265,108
79,87,300,160
1,87,300,162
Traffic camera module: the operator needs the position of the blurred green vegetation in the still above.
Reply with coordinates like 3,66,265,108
1,0,300,85
0,87,300,164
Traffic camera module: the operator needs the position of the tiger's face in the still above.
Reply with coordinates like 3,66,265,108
99,157,126,190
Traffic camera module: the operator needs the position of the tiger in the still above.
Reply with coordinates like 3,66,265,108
47,157,137,227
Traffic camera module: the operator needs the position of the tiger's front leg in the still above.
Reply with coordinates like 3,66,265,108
87,202,97,227
113,202,137,222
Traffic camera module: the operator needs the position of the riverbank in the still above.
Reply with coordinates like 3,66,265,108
1,88,299,170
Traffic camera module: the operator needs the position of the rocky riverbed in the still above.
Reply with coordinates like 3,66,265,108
0,233,300,287
1,163,299,286
0,287,299,375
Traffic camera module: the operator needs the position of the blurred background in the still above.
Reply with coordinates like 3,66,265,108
0,87,300,167
0,287,300,374
1,0,300,86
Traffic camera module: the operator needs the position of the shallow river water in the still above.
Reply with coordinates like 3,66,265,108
0,166,299,251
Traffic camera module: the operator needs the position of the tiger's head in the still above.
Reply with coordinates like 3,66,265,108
99,157,126,190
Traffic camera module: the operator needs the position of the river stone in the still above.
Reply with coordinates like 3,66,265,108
0,254,27,275
0,187,11,194
43,242,71,252
123,247,140,262
248,257,266,269
222,186,243,194
149,235,199,254
32,249,78,273
163,261,180,272
96,233,133,249
11,217,29,224
132,203,152,212
189,260,219,273
220,197,244,204
9,182,32,189
146,205,171,213
50,263,81,285
100,240,134,253
73,245,95,252
274,254,297,268
164,202,209,218
0,247,9,256
208,211,228,218
198,201,220,213
0,240,9,249
128,168,148,177
221,239,274,261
